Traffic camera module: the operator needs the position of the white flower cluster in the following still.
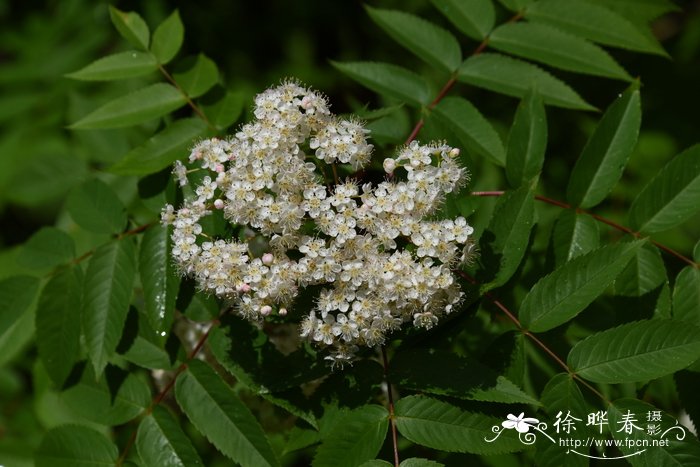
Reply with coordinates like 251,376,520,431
162,81,475,366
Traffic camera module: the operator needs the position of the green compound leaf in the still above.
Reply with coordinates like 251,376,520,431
0,275,40,340
390,348,539,405
109,6,150,50
489,23,631,81
540,374,589,420
332,61,430,107
119,309,178,370
202,89,245,130
551,209,600,268
568,319,700,383
628,144,700,234
431,96,505,166
67,179,127,234
535,373,590,467
139,225,179,336
209,314,327,393
70,83,187,129
359,461,393,467
613,244,666,297
35,424,118,467
312,405,389,467
506,88,547,188
284,426,321,455
110,118,207,176
366,6,462,73
173,54,219,98
17,226,75,270
608,398,700,466
525,0,667,56
567,85,641,208
673,266,700,326
82,238,137,377
430,0,495,40
478,186,535,290
175,360,279,467
151,10,184,65
136,405,204,467
36,267,81,386
400,459,445,467
458,53,594,110
208,316,325,426
394,395,524,454
521,241,643,332
66,51,157,81
586,0,680,24
497,0,533,11
61,364,151,426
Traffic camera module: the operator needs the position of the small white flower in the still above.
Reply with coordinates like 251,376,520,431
165,81,473,365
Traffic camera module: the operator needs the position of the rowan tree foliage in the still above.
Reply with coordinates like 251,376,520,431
1,1,700,466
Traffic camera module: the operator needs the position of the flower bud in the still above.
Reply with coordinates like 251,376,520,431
236,283,251,293
383,158,396,174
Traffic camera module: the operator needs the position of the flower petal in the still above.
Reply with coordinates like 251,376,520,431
502,420,517,429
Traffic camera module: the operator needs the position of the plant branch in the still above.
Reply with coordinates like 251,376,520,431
157,64,217,133
454,270,610,404
404,76,457,145
66,222,156,271
116,319,220,466
471,191,698,268
404,12,522,146
381,346,401,467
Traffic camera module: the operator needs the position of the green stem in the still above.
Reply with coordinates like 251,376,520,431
381,346,401,467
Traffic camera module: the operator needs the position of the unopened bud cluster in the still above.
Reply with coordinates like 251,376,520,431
162,81,475,366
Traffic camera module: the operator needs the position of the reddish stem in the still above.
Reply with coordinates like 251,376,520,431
158,64,217,132
403,12,522,145
116,320,219,466
470,191,698,268
455,270,609,403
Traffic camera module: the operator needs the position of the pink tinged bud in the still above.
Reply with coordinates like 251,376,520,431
262,253,274,265
194,151,202,160
260,305,272,316
236,283,251,293
214,199,224,209
278,307,288,316
215,164,225,173
449,148,460,158
301,96,312,109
